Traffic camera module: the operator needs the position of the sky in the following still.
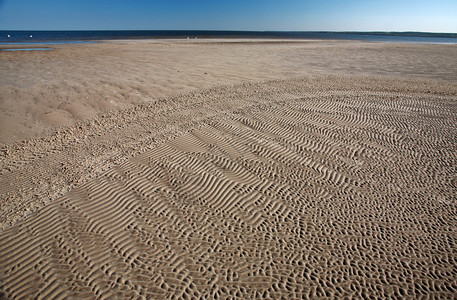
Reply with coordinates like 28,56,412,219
0,0,456,33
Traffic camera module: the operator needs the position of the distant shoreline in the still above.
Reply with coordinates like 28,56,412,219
1,30,456,44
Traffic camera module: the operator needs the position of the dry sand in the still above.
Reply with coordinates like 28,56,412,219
1,40,457,298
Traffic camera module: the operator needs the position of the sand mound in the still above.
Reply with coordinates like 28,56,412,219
2,40,457,143
1,77,456,298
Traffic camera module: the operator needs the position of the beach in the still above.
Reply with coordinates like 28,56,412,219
1,39,457,298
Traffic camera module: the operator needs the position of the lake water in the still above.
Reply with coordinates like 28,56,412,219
1,30,456,45
2,48,54,51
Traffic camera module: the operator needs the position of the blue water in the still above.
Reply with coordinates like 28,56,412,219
2,48,54,51
1,30,456,45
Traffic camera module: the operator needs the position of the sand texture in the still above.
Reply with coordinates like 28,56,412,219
2,40,457,143
1,40,457,298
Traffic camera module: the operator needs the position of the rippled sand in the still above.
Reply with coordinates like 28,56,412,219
1,40,456,299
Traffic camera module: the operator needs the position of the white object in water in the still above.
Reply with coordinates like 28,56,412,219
7,34,10,38
30,35,32,38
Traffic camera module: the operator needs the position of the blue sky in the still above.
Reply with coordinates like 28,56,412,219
0,0,456,32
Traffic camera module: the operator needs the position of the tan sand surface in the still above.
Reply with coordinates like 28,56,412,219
1,40,457,298
2,40,456,143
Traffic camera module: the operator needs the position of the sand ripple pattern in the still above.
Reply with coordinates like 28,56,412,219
1,82,457,298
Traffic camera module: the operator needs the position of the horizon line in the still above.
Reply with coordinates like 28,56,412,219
1,29,456,35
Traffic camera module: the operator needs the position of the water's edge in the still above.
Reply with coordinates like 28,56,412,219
1,30,456,44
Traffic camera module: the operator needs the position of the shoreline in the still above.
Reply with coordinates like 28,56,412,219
2,37,457,46
2,30,457,44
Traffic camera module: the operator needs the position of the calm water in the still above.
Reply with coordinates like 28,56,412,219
2,48,54,51
1,31,456,44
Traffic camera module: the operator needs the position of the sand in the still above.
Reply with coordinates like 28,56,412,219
1,40,457,298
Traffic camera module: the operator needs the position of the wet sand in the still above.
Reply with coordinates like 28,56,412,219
1,40,457,298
